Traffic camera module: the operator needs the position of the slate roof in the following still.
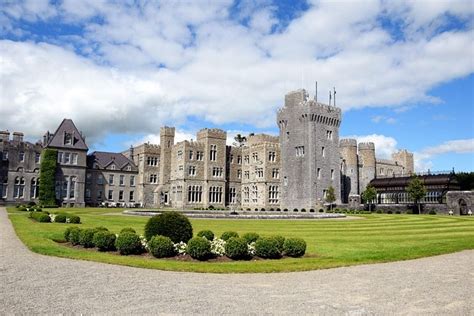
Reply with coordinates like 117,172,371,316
46,119,88,151
87,151,138,171
369,173,460,192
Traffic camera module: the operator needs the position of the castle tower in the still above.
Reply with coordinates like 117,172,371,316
392,150,414,175
340,139,359,203
358,142,375,193
277,89,342,210
158,126,175,204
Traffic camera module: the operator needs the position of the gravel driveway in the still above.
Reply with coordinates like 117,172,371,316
1,207,473,315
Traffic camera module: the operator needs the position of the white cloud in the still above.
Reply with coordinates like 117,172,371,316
0,1,473,145
343,134,398,159
414,139,474,171
371,115,396,124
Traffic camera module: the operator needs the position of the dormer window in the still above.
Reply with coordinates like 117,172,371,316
64,132,73,145
126,166,131,171
111,164,116,170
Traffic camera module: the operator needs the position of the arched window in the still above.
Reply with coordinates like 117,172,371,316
14,177,25,198
30,178,39,199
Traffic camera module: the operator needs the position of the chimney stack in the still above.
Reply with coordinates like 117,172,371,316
0,130,10,142
13,132,24,142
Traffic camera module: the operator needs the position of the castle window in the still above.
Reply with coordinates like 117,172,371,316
243,186,249,203
326,130,333,140
230,154,234,163
119,175,125,186
210,145,217,161
188,165,196,176
317,168,321,179
128,191,134,202
109,175,114,185
35,152,41,163
2,151,8,161
85,188,91,199
237,169,242,179
97,190,102,200
126,165,131,171
30,178,39,199
130,175,135,186
196,151,204,161
64,132,72,145
252,152,258,162
108,190,113,200
256,168,263,178
19,151,25,162
268,151,276,162
69,176,76,199
244,155,249,164
321,147,325,157
97,174,104,185
272,168,279,179
212,167,223,177
244,171,250,179
268,185,279,204
323,189,327,199
72,153,78,165
177,150,183,160
237,155,242,164
209,186,222,203
251,185,258,203
283,176,288,186
331,169,334,180
119,190,124,201
189,150,193,160
149,174,158,184
228,187,237,204
14,177,25,198
295,146,305,157
188,185,202,203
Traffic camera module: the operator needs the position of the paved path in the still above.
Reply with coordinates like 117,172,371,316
1,207,473,315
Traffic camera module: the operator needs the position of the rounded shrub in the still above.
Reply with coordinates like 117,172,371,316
376,210,383,214
283,238,307,257
220,231,239,241
429,210,436,215
69,215,81,224
55,214,67,223
79,228,97,248
93,231,116,251
120,227,136,234
27,201,36,207
18,206,27,212
255,237,282,259
64,226,80,242
387,210,393,214
270,235,285,253
225,237,249,260
144,212,193,243
115,232,143,255
242,232,260,244
30,212,51,222
148,235,175,258
69,228,83,245
186,237,211,260
197,230,214,241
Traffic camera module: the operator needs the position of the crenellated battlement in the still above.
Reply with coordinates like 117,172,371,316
197,128,227,140
160,126,175,136
358,142,375,150
340,139,358,147
247,134,279,145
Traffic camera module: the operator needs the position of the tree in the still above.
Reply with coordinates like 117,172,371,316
361,185,377,212
325,186,336,211
455,172,474,190
406,176,427,214
233,134,247,147
39,149,57,206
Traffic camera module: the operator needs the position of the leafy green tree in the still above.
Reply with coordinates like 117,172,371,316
455,172,474,190
361,185,377,212
233,134,247,147
407,176,427,214
325,186,336,211
39,149,57,206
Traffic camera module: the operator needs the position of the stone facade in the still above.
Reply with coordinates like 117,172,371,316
277,89,342,210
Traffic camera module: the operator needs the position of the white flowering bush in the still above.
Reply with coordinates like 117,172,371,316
210,238,226,256
247,242,256,256
174,241,187,255
139,235,149,251
49,214,56,222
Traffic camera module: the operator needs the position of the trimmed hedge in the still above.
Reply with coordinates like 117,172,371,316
148,235,175,258
144,212,193,243
242,232,260,244
69,228,82,245
197,230,214,241
55,214,67,223
225,237,248,260
115,232,143,255
255,237,282,259
93,231,116,251
64,226,80,242
270,235,285,253
186,237,211,260
69,215,81,224
30,212,51,223
79,228,97,248
283,238,307,257
220,231,239,241
120,227,136,234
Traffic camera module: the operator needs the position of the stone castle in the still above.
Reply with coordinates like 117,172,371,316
0,89,414,210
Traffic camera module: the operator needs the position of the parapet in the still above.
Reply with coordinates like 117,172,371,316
284,89,309,107
197,128,227,140
340,139,357,147
358,142,375,150
160,126,175,137
247,133,279,145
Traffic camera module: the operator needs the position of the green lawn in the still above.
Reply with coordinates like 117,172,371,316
7,207,474,273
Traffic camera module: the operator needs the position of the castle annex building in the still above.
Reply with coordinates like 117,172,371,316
3,89,468,214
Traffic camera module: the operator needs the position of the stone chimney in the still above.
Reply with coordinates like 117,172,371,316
0,131,10,142
12,132,24,142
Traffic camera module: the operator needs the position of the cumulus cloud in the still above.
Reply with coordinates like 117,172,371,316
0,0,473,147
414,139,474,172
344,134,399,159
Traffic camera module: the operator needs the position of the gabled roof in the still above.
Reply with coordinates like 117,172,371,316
46,119,88,151
87,151,138,171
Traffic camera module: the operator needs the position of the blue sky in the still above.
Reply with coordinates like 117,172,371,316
0,0,473,171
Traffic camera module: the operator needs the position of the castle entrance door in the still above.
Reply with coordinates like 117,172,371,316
459,199,468,215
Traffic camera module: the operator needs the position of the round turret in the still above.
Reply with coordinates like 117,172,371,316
358,142,376,192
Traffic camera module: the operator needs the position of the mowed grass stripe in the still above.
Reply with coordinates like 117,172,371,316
7,207,474,273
